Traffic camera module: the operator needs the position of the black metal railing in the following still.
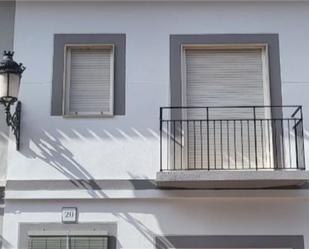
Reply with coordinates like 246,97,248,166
160,106,305,171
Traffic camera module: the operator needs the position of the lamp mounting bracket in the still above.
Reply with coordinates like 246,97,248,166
4,101,21,150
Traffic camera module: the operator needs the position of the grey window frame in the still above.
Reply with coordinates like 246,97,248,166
170,34,283,110
51,34,126,116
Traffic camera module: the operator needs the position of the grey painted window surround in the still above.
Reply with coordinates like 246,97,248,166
170,34,283,109
51,34,126,116
170,34,284,167
156,235,304,249
18,223,117,249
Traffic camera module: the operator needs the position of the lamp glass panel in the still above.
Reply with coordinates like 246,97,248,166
8,73,20,98
0,73,9,99
0,73,20,100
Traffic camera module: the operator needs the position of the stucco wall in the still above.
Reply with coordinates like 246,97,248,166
2,198,309,249
3,2,309,249
0,1,16,248
0,1,15,183
7,1,309,181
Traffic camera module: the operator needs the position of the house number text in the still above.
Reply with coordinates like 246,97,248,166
62,207,78,223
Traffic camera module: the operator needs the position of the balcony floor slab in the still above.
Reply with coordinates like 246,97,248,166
156,170,309,189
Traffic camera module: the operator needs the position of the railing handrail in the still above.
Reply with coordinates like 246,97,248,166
161,118,302,122
161,105,302,109
160,105,303,120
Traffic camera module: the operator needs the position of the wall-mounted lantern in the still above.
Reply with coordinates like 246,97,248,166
0,51,25,150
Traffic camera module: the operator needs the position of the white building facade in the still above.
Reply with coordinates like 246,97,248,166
1,0,309,249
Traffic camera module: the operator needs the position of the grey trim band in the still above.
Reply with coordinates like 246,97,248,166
156,235,304,249
6,179,157,191
19,223,117,249
51,34,126,116
170,34,282,108
6,179,309,191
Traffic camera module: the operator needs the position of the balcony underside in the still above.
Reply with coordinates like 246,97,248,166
156,170,309,189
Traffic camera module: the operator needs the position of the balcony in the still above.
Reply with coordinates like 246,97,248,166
156,106,309,189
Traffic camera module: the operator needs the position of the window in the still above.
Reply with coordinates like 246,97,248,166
181,45,271,168
169,34,283,169
182,45,270,110
63,45,114,116
51,34,126,116
29,236,108,249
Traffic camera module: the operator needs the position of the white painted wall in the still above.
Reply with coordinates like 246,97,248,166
7,1,309,181
3,198,309,249
4,2,309,248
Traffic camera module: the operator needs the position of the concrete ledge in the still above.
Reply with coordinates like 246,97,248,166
156,170,309,189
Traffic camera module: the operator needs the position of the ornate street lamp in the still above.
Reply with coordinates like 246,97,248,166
0,51,25,150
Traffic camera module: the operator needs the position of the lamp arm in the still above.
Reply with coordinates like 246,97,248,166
4,101,21,150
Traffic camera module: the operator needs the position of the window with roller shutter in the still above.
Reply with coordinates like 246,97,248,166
63,45,114,117
28,236,108,249
182,45,272,169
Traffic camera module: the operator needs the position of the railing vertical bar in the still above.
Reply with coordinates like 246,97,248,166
253,107,258,170
294,119,299,169
207,108,210,170
160,108,162,171
220,120,223,169
200,120,203,169
166,121,169,170
260,120,264,169
300,119,305,169
287,119,292,169
273,120,278,169
281,119,285,168
213,120,217,169
300,107,305,169
227,120,230,169
234,120,237,169
187,120,189,170
241,120,244,169
267,119,272,168
180,121,183,170
173,120,176,170
247,120,251,169
194,120,196,169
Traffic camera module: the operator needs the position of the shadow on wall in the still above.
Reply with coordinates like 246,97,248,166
0,236,13,249
10,124,160,248
18,125,159,198
0,111,9,181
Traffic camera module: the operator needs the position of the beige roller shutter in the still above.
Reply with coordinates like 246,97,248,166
185,48,268,117
29,236,108,249
70,237,108,249
29,237,67,249
182,47,272,169
64,45,114,116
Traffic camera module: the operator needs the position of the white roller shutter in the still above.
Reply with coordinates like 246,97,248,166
185,48,268,118
64,46,114,116
182,47,272,169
